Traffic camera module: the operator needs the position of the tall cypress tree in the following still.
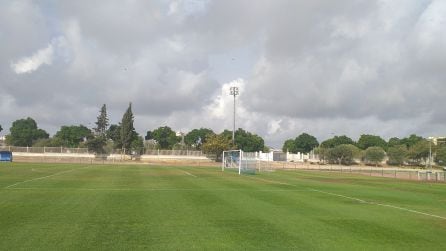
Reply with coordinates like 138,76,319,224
95,104,109,135
120,103,135,154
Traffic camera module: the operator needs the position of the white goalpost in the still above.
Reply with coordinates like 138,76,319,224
222,150,257,175
222,150,242,174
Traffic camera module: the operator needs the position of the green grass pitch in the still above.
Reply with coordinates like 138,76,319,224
1,162,446,250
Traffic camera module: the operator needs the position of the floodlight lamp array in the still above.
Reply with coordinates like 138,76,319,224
230,86,239,96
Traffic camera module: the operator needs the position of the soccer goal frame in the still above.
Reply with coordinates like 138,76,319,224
222,150,257,175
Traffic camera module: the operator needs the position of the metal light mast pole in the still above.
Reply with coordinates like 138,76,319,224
230,86,239,146
428,137,433,171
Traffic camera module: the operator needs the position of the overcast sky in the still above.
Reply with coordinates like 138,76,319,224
1,0,445,147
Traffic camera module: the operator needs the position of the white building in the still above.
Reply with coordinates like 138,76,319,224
429,137,446,145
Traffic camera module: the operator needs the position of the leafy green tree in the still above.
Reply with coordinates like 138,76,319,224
387,145,408,166
357,134,387,150
283,133,318,153
202,133,231,161
233,128,264,152
293,133,318,153
282,139,295,153
328,144,361,165
220,130,233,141
314,147,329,163
106,124,122,149
401,134,424,148
86,136,107,154
32,138,53,147
185,128,215,149
94,104,109,135
388,137,401,147
220,129,264,151
325,148,338,164
435,146,446,166
87,104,110,153
364,147,386,166
407,140,430,166
5,117,49,146
103,140,116,154
145,141,159,149
107,124,120,141
130,135,144,154
54,125,92,147
120,103,135,154
145,130,153,140
33,138,67,147
320,135,355,148
152,126,179,149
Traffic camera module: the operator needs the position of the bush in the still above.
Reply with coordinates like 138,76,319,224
407,140,430,166
364,147,385,166
387,145,408,166
435,146,446,166
327,144,361,165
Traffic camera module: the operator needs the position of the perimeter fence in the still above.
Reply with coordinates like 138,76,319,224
0,146,89,154
0,146,206,156
144,149,204,156
281,163,446,182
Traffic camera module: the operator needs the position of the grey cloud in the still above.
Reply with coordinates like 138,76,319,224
243,0,446,124
0,0,445,147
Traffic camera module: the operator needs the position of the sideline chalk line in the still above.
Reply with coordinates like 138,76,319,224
4,167,445,220
178,169,197,178
247,175,446,220
6,187,309,192
308,188,446,220
4,166,90,189
246,176,292,186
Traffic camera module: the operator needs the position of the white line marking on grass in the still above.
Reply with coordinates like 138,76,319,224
246,176,295,186
309,189,446,220
372,202,446,220
4,166,90,189
309,189,366,203
179,170,197,178
6,187,310,192
246,173,446,221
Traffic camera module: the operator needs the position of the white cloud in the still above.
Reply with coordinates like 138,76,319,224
11,43,54,74
168,0,209,16
168,1,179,15
206,78,245,119
267,119,282,135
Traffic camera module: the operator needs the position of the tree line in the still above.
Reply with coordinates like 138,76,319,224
282,133,446,167
1,107,444,166
0,104,266,157
1,104,142,155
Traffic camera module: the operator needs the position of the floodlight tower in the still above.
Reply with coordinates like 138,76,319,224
230,86,239,145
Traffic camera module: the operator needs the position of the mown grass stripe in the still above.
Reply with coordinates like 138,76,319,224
3,166,90,189
309,188,446,220
4,187,312,192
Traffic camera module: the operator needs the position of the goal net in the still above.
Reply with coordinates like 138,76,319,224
222,150,257,175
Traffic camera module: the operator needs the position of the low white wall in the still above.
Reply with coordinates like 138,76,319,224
286,152,319,162
12,152,95,158
242,151,319,162
104,154,210,161
257,152,274,161
141,155,209,160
